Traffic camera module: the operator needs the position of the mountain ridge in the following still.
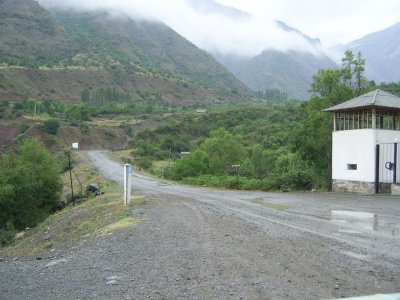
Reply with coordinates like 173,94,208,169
344,21,400,84
0,0,249,104
193,0,336,99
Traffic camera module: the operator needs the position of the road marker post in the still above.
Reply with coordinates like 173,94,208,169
124,164,132,205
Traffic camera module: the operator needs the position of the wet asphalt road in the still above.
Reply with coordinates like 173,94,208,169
87,151,400,262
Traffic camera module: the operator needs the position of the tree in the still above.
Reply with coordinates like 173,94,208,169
43,119,60,135
310,69,353,105
81,87,90,103
64,103,90,121
0,138,62,237
354,52,366,96
341,50,355,89
199,128,245,175
251,144,269,185
294,50,369,189
170,150,209,180
341,50,367,96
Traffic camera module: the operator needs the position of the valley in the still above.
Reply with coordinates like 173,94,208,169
1,1,400,298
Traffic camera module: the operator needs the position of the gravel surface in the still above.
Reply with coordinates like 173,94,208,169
1,150,399,299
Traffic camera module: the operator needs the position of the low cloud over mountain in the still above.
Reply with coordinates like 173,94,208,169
39,0,327,58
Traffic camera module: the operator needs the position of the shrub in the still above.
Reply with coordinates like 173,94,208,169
241,179,261,190
138,157,153,170
0,138,62,244
47,135,57,145
80,123,89,134
277,167,313,190
43,118,60,135
0,225,15,247
19,123,30,134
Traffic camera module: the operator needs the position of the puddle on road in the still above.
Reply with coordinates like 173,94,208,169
252,198,293,210
331,210,400,236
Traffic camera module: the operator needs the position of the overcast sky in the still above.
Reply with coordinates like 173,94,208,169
215,0,400,47
40,0,400,58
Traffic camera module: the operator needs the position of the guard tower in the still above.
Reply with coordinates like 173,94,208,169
324,89,400,194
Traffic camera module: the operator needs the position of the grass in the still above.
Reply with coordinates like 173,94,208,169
0,152,147,258
88,116,142,127
23,113,53,121
151,160,171,176
252,198,294,210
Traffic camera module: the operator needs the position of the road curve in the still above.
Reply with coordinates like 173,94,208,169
2,150,399,300
86,150,400,261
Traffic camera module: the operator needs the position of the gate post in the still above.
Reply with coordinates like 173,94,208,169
124,164,132,205
375,144,380,194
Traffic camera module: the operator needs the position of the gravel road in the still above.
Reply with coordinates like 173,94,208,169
1,150,399,299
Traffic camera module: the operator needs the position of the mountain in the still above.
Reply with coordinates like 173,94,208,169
345,21,400,84
185,0,250,19
216,49,335,100
185,0,337,100
0,0,79,66
0,0,248,104
214,20,336,100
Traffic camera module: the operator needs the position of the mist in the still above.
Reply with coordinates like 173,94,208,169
38,0,327,58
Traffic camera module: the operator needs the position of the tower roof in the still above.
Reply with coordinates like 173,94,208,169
323,89,400,112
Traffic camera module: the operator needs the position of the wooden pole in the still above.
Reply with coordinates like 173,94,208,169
68,153,74,204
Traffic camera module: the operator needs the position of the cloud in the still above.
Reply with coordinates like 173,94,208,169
215,0,400,48
39,0,327,57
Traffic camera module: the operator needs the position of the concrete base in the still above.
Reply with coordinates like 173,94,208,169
332,179,393,194
392,184,400,195
332,179,375,194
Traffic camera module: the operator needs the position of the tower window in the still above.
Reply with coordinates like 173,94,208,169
347,164,357,170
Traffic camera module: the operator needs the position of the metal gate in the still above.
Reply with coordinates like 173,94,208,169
375,143,399,193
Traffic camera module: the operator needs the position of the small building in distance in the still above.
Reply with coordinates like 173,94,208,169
324,89,400,194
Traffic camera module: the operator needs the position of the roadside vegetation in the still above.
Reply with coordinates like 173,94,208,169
0,151,144,255
0,138,63,246
132,51,400,191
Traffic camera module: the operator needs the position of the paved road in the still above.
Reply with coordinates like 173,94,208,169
1,150,399,299
89,151,400,261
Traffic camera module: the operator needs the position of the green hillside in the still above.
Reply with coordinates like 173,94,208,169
0,0,248,104
216,49,336,100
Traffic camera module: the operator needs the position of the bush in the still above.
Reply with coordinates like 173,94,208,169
0,138,62,244
241,179,261,190
138,157,153,170
277,167,313,190
134,140,166,160
0,225,15,247
47,135,57,145
43,119,60,135
169,150,209,180
19,123,30,134
262,177,280,191
80,123,89,134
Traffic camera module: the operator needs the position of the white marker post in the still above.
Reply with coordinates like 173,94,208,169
124,164,132,205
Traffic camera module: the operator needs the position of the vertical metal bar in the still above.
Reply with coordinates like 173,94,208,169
375,144,380,194
394,143,398,183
